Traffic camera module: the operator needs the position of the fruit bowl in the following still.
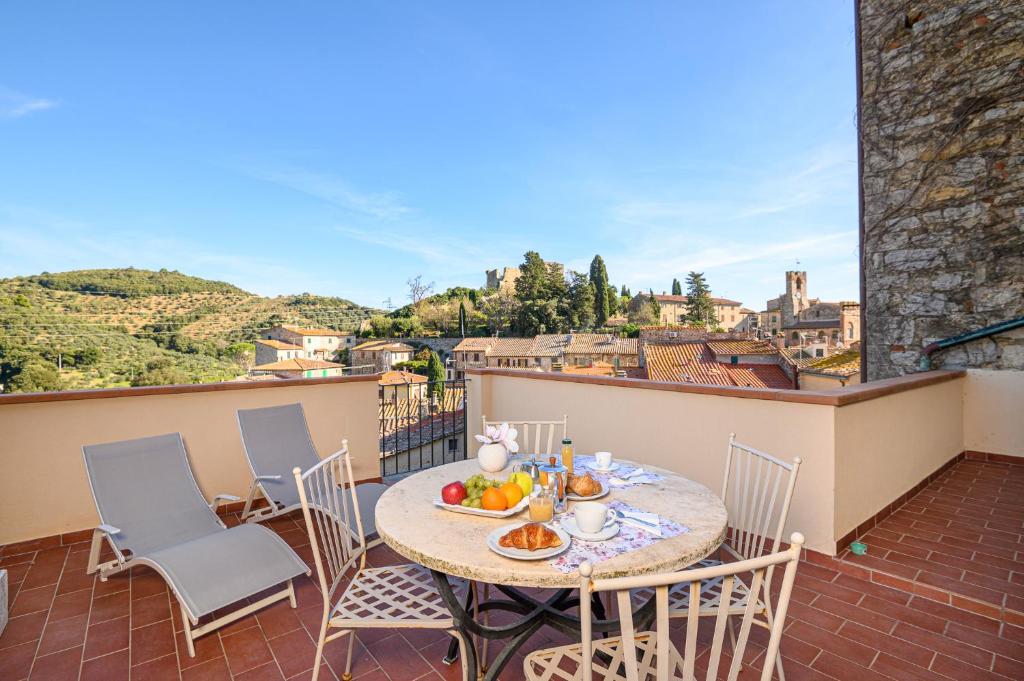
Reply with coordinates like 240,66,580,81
433,494,530,518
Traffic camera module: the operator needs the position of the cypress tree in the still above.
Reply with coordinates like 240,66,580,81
684,272,718,328
458,299,467,337
648,289,661,321
671,278,682,295
426,350,445,396
589,255,610,326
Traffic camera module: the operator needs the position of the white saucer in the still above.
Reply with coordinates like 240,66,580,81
589,462,619,473
486,522,571,560
561,518,620,542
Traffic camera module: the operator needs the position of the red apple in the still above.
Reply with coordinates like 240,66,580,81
441,481,467,506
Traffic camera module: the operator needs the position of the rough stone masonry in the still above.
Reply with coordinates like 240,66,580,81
858,0,1023,380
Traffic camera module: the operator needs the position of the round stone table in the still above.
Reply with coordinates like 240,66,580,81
375,456,728,680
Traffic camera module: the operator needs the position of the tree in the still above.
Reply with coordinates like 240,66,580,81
607,285,620,317
564,271,596,331
480,290,518,336
406,275,435,307
684,272,719,328
620,285,630,299
589,255,610,326
7,362,61,392
458,299,467,337
649,289,661,320
671,278,682,296
514,251,567,334
367,315,392,337
223,342,255,372
426,350,445,396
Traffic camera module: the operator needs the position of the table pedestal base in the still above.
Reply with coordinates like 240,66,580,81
432,571,654,681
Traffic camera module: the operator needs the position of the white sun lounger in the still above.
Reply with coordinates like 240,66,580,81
236,403,388,545
83,433,310,656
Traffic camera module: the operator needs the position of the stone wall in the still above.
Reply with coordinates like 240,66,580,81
858,0,1024,379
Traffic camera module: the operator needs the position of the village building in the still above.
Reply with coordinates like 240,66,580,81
797,350,862,390
378,369,429,401
350,340,415,372
248,357,344,379
263,324,356,360
485,266,521,293
254,339,305,365
760,272,861,349
628,293,745,330
451,333,640,378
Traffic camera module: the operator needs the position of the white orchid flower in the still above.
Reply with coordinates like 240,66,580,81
473,423,520,452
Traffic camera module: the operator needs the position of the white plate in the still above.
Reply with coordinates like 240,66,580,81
567,486,609,501
588,462,619,473
561,518,620,542
433,494,529,518
486,522,571,560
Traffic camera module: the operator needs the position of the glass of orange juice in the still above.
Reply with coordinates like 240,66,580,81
529,484,554,522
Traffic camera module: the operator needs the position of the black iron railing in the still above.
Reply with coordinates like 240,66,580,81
379,378,467,478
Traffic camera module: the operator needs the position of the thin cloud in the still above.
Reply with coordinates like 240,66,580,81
0,86,59,119
334,224,514,275
246,166,411,221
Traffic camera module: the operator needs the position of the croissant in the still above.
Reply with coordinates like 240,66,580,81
498,522,562,551
568,473,602,497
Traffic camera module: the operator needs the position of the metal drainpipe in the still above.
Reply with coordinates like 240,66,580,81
919,316,1024,370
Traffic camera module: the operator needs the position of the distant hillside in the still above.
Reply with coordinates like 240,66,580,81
0,268,382,392
27,268,247,297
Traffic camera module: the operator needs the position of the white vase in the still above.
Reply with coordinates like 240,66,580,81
477,443,509,473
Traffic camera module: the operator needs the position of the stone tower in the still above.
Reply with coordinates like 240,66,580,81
781,271,808,328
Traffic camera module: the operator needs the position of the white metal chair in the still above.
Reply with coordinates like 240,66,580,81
635,433,801,679
293,442,469,681
525,533,803,681
481,414,568,456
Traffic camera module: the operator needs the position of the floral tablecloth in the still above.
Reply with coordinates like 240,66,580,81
574,455,665,489
548,499,690,573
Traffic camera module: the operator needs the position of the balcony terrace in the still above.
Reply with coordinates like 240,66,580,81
0,365,1020,680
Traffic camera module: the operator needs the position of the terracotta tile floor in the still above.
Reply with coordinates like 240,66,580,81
1,458,1022,680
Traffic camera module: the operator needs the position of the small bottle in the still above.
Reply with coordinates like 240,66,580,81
561,438,574,477
541,456,568,514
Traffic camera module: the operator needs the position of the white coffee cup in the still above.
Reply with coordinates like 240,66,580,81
575,501,611,534
594,451,613,469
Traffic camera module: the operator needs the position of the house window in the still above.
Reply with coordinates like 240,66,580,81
448,438,459,452
474,353,480,362
816,349,824,357
730,356,738,365
847,322,855,339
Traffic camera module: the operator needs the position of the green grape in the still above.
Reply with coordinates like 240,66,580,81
461,499,471,507
471,499,482,508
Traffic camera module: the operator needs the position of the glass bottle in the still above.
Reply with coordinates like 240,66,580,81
561,438,574,477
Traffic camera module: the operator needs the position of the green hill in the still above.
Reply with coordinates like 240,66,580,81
0,269,381,393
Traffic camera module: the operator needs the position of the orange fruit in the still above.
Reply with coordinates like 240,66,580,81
481,487,508,511
499,482,523,507
539,471,549,487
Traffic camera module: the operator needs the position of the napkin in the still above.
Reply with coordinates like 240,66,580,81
617,509,664,537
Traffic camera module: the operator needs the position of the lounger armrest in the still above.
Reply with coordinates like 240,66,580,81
209,494,241,511
97,523,121,536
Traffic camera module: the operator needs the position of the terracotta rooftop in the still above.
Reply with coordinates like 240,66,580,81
352,340,415,353
643,342,792,389
378,370,428,386
564,334,637,356
804,349,862,377
251,358,341,371
650,294,743,306
279,325,351,337
705,339,778,356
255,339,303,351
484,338,540,357
452,338,495,352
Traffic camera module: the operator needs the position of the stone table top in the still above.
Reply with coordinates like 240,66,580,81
375,457,728,588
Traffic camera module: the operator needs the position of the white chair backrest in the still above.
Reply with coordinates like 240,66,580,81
481,415,567,456
580,534,804,681
293,444,366,601
722,433,801,562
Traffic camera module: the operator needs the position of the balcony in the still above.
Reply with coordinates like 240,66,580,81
0,367,1022,680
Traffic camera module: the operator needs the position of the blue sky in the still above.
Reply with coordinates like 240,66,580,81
0,2,858,310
